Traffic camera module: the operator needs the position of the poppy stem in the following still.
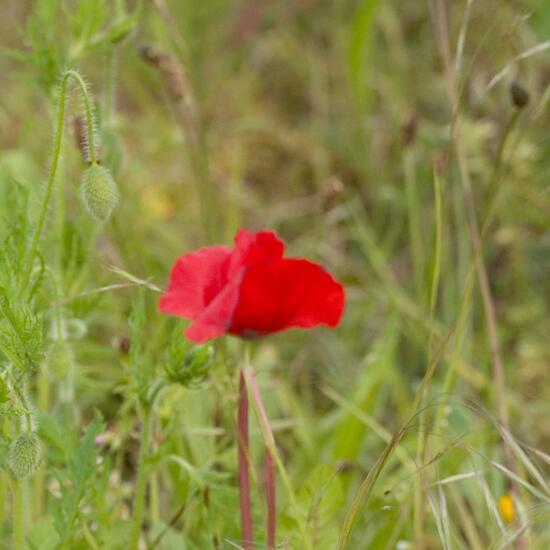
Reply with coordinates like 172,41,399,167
242,364,278,549
265,446,276,548
238,368,253,550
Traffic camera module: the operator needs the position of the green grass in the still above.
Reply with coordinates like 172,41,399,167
0,0,549,548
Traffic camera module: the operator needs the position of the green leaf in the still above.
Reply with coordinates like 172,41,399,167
23,0,61,91
89,14,138,48
68,0,107,44
0,288,44,373
36,411,73,458
280,465,344,549
28,517,61,550
53,411,105,544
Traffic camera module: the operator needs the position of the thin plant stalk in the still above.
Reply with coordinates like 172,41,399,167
238,368,253,550
33,360,51,520
413,158,444,547
0,428,5,543
130,405,153,550
433,10,528,547
433,0,512,437
265,447,276,548
403,147,425,301
22,69,98,291
241,345,276,547
150,468,160,525
12,479,24,550
337,327,454,549
82,521,100,550
243,365,312,550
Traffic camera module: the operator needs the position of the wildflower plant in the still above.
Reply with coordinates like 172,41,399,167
1,1,549,550
159,228,345,548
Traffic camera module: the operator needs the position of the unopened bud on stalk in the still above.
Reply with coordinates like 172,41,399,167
81,164,119,221
165,342,214,388
8,432,41,479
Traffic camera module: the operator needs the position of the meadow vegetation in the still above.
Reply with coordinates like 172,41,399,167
0,1,549,548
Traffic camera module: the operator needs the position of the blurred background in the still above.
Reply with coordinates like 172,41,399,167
0,0,549,548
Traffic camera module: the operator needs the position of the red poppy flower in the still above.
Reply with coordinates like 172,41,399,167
159,229,345,343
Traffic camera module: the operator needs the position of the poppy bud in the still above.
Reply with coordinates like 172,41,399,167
72,115,101,164
8,432,41,479
81,164,119,222
165,340,214,388
510,81,529,109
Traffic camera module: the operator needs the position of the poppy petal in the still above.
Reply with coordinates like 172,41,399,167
229,229,285,277
230,258,345,336
184,274,244,342
159,245,231,319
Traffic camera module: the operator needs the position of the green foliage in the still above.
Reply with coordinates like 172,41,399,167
0,376,9,405
68,0,107,45
0,289,44,374
28,517,61,550
11,0,138,92
282,465,345,549
37,411,73,461
0,377,24,420
164,326,215,388
128,288,155,404
21,0,61,91
1,0,549,548
0,179,34,293
52,411,105,546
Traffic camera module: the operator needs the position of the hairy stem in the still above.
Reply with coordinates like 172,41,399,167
238,369,253,550
12,479,24,550
33,363,51,520
23,69,98,291
243,366,311,549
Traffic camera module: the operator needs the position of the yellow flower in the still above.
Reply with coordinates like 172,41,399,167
498,494,516,524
